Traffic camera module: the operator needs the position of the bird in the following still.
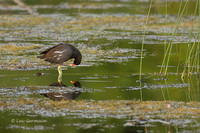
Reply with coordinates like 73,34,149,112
40,81,82,101
37,43,82,83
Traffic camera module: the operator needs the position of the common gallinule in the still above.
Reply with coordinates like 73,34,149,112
37,43,82,82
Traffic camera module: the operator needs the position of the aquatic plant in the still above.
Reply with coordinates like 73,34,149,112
139,0,153,101
159,0,200,80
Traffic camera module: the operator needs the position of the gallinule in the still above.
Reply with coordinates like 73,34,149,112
37,43,82,82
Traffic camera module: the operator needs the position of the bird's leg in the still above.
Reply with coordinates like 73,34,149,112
58,65,62,83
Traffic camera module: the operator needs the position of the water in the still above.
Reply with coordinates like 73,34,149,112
0,0,200,132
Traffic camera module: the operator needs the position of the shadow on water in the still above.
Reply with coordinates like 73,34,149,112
41,81,82,101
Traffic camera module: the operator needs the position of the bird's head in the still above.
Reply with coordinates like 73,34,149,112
70,81,81,88
72,48,82,66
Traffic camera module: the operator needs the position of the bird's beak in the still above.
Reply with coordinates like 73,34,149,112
70,64,75,66
70,81,75,84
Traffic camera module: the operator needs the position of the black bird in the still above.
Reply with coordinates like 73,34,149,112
37,43,82,83
41,81,82,101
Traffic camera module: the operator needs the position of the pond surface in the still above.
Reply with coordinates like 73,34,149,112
0,0,200,132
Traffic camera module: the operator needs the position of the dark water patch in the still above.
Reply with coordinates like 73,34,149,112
1,0,196,16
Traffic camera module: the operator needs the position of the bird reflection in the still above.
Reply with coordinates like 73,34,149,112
49,82,66,87
41,81,81,101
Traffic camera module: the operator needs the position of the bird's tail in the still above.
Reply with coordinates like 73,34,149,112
40,93,48,97
37,55,45,59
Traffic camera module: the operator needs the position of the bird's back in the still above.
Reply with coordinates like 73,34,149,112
37,43,76,64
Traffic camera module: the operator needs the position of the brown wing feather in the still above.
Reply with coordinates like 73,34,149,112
37,43,63,59
37,43,75,64
40,43,63,54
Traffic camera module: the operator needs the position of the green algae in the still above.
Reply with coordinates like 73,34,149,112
0,44,41,53
0,15,52,27
0,98,200,120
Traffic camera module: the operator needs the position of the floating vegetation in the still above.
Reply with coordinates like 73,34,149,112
0,98,200,120
0,41,142,70
0,13,198,70
0,15,52,27
0,44,41,53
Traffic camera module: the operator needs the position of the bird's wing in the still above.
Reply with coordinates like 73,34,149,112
39,43,63,54
44,45,74,64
